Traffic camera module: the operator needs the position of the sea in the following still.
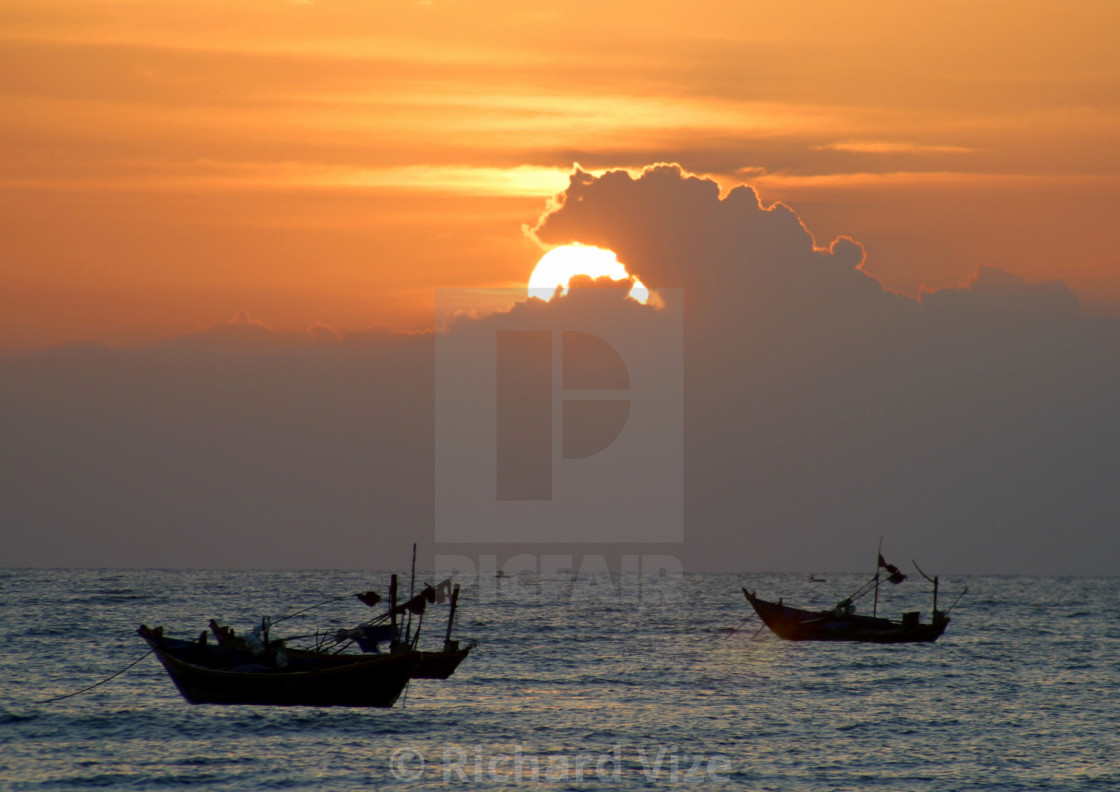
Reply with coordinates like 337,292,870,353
1,569,1118,791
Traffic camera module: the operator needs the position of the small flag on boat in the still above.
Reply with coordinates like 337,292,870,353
405,594,428,615
388,591,430,616
355,591,382,607
433,578,453,604
878,554,907,584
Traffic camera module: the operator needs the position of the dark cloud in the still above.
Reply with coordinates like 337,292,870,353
159,312,343,351
532,164,1120,574
921,266,1080,318
0,328,435,568
2,164,1118,573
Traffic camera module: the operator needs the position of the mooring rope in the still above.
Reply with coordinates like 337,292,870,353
720,615,754,638
34,649,154,704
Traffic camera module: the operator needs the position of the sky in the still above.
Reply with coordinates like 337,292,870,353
1,1,1118,573
2,0,1119,352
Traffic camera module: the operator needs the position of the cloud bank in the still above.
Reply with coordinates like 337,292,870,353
533,165,1120,573
3,165,1117,573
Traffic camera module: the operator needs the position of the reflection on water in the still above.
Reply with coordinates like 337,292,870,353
0,570,1117,790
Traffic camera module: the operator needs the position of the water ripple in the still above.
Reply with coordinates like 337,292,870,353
1,570,1117,790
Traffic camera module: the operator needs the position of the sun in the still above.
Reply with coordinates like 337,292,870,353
528,244,649,304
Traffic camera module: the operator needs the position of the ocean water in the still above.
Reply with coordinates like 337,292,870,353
1,569,1118,791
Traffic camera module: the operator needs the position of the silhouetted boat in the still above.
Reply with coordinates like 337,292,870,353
310,567,475,680
138,625,415,706
289,572,475,681
743,548,964,643
140,560,474,705
404,578,475,679
414,642,473,679
371,546,476,680
741,590,950,642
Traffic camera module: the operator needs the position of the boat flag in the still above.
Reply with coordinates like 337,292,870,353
878,554,907,584
355,591,382,607
432,579,453,604
405,594,428,615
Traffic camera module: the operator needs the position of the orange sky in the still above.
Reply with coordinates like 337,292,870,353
2,0,1118,353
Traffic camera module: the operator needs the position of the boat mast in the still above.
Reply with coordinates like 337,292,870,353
410,605,425,649
404,543,417,645
913,560,940,619
873,538,883,618
443,583,461,651
389,574,399,652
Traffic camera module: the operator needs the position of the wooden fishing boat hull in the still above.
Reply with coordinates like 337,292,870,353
141,634,416,707
743,589,949,643
413,643,473,679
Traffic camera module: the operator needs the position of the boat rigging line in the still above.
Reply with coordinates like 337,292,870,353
33,649,154,704
944,586,969,615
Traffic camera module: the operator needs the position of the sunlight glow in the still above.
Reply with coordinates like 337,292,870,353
528,245,649,303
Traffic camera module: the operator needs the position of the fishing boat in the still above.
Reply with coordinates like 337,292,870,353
415,642,473,679
743,549,965,643
355,570,475,680
373,546,476,680
140,560,474,705
412,584,474,679
137,625,416,707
